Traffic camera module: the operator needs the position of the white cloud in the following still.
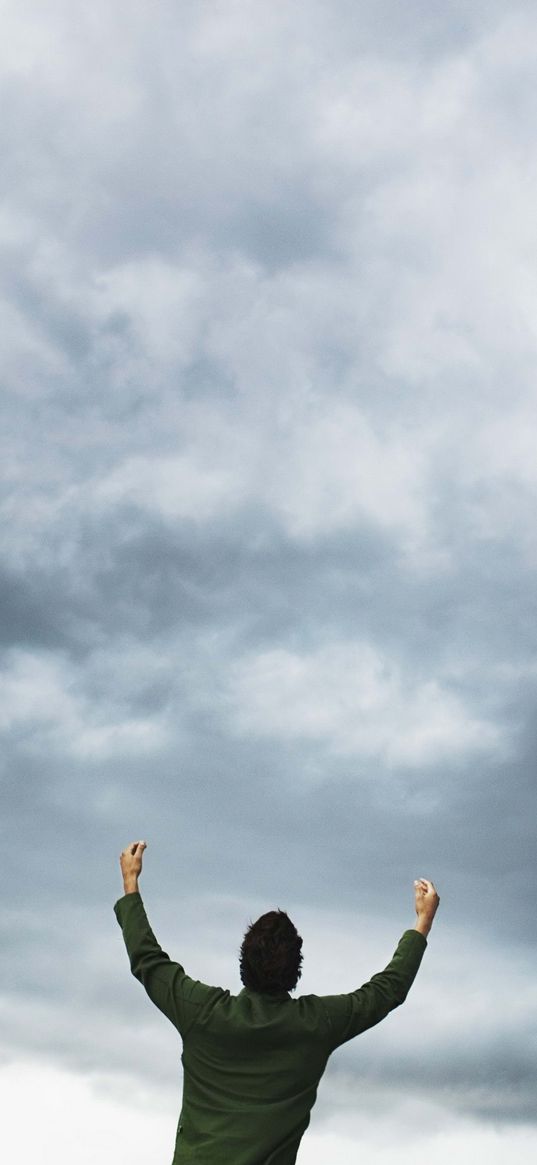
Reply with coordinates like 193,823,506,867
464,409,537,491
265,402,431,543
91,256,207,367
95,450,245,523
0,647,168,759
3,1057,535,1165
0,1060,174,1165
300,1106,537,1165
226,642,506,767
92,394,434,544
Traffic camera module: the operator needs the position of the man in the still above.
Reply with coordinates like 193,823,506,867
115,840,439,1164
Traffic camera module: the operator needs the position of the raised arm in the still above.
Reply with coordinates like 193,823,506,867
321,878,440,1051
114,841,224,1036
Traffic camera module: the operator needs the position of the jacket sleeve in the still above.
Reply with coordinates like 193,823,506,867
319,929,427,1051
114,891,225,1037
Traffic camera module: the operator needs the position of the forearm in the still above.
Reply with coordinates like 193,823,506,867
114,890,192,1031
114,889,173,985
327,928,428,1047
367,929,427,1010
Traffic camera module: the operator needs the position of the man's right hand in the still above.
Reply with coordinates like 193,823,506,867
413,878,440,937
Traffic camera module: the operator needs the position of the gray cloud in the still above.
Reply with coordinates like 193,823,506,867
2,1,537,1158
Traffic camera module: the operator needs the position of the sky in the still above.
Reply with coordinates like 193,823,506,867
1,0,537,1161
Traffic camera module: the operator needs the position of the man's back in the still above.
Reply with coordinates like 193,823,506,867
177,985,332,1163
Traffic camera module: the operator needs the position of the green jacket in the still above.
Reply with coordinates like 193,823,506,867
114,892,427,1164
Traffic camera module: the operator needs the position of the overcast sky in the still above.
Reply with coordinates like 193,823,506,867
2,1,537,1162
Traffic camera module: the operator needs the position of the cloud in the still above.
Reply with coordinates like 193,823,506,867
225,641,507,766
0,1060,174,1165
96,452,244,524
2,1057,536,1165
262,402,432,544
2,2,537,1160
0,646,169,759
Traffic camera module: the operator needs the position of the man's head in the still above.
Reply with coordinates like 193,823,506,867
239,909,303,995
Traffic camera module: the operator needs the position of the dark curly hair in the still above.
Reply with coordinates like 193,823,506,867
239,909,303,994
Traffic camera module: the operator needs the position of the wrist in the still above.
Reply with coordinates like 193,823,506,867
123,878,139,895
414,916,432,937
